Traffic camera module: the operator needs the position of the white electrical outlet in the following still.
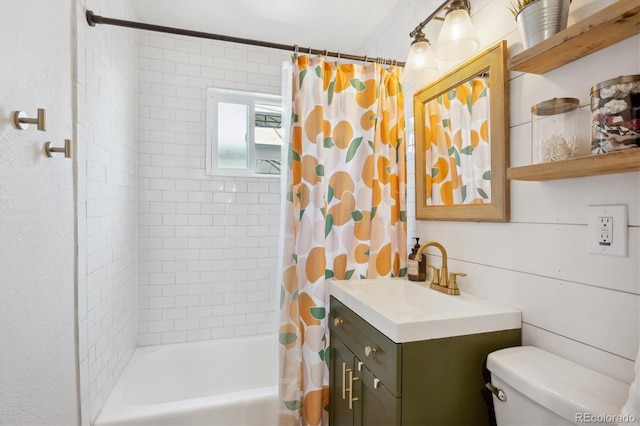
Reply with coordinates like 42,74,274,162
598,217,612,245
587,205,627,256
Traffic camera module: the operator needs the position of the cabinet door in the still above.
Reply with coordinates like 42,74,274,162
330,336,355,426
356,362,401,426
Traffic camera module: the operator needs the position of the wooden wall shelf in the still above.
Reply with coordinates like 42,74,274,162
509,0,640,74
507,150,640,181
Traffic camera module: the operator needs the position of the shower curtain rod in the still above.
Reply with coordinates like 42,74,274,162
86,10,405,67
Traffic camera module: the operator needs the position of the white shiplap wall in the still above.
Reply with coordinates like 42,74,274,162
360,0,639,384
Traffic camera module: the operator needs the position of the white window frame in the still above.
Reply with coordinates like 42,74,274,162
206,87,282,177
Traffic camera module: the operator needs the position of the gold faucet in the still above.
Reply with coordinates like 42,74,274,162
415,241,466,296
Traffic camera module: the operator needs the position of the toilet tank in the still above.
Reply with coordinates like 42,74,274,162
487,346,629,426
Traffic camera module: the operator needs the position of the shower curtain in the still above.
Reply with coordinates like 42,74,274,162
278,55,407,426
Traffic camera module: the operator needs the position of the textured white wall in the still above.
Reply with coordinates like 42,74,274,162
136,33,289,345
0,1,79,424
360,0,640,384
76,0,139,422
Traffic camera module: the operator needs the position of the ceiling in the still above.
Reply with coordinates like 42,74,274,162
129,0,403,54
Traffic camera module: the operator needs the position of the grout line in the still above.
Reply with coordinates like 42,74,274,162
429,254,640,296
523,322,636,362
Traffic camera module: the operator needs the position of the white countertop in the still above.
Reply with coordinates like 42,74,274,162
330,277,521,343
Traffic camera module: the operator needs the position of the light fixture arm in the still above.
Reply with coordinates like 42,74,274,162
409,0,472,38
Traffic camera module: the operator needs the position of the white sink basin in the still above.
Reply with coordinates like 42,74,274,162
330,278,521,343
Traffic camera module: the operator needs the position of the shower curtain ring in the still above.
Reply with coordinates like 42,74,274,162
323,49,328,57
363,55,368,66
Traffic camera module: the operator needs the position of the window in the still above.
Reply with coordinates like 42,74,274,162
206,88,283,176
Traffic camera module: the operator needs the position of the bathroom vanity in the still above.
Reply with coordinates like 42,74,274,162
329,278,521,426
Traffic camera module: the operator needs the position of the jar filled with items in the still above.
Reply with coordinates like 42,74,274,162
531,98,581,164
590,75,640,154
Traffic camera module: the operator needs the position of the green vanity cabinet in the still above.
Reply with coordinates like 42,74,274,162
331,334,401,426
329,296,521,426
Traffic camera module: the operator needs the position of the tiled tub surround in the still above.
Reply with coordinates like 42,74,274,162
76,0,140,421
136,32,289,345
137,177,281,345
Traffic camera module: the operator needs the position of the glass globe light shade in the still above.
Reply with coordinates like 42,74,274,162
404,39,439,83
434,9,480,61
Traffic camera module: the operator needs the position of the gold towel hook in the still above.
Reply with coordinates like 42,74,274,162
44,139,72,158
13,108,46,131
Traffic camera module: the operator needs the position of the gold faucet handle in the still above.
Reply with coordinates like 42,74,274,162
427,264,440,285
449,272,467,288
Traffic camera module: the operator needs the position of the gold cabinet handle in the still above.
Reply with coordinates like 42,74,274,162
342,362,347,400
348,369,359,410
333,317,343,327
364,345,377,357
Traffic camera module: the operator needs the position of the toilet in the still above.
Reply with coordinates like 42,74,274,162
487,346,630,425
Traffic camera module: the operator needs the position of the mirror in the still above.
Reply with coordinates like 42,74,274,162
413,41,509,222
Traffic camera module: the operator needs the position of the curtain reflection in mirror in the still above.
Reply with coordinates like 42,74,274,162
423,74,491,205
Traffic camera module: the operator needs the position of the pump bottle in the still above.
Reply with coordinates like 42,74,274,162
407,237,427,281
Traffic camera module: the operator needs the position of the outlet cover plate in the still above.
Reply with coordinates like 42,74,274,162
587,205,627,257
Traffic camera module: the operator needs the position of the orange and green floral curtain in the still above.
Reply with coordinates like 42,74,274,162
278,55,406,426
424,76,491,205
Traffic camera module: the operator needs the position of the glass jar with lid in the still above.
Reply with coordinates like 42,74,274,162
531,98,581,164
590,75,640,154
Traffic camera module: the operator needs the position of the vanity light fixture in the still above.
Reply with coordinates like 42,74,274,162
405,0,480,82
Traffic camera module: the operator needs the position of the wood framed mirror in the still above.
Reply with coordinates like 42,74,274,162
414,41,509,222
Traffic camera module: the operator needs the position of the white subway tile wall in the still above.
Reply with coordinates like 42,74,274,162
136,32,289,345
77,0,139,422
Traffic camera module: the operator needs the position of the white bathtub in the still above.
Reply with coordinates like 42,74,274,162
95,335,279,426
